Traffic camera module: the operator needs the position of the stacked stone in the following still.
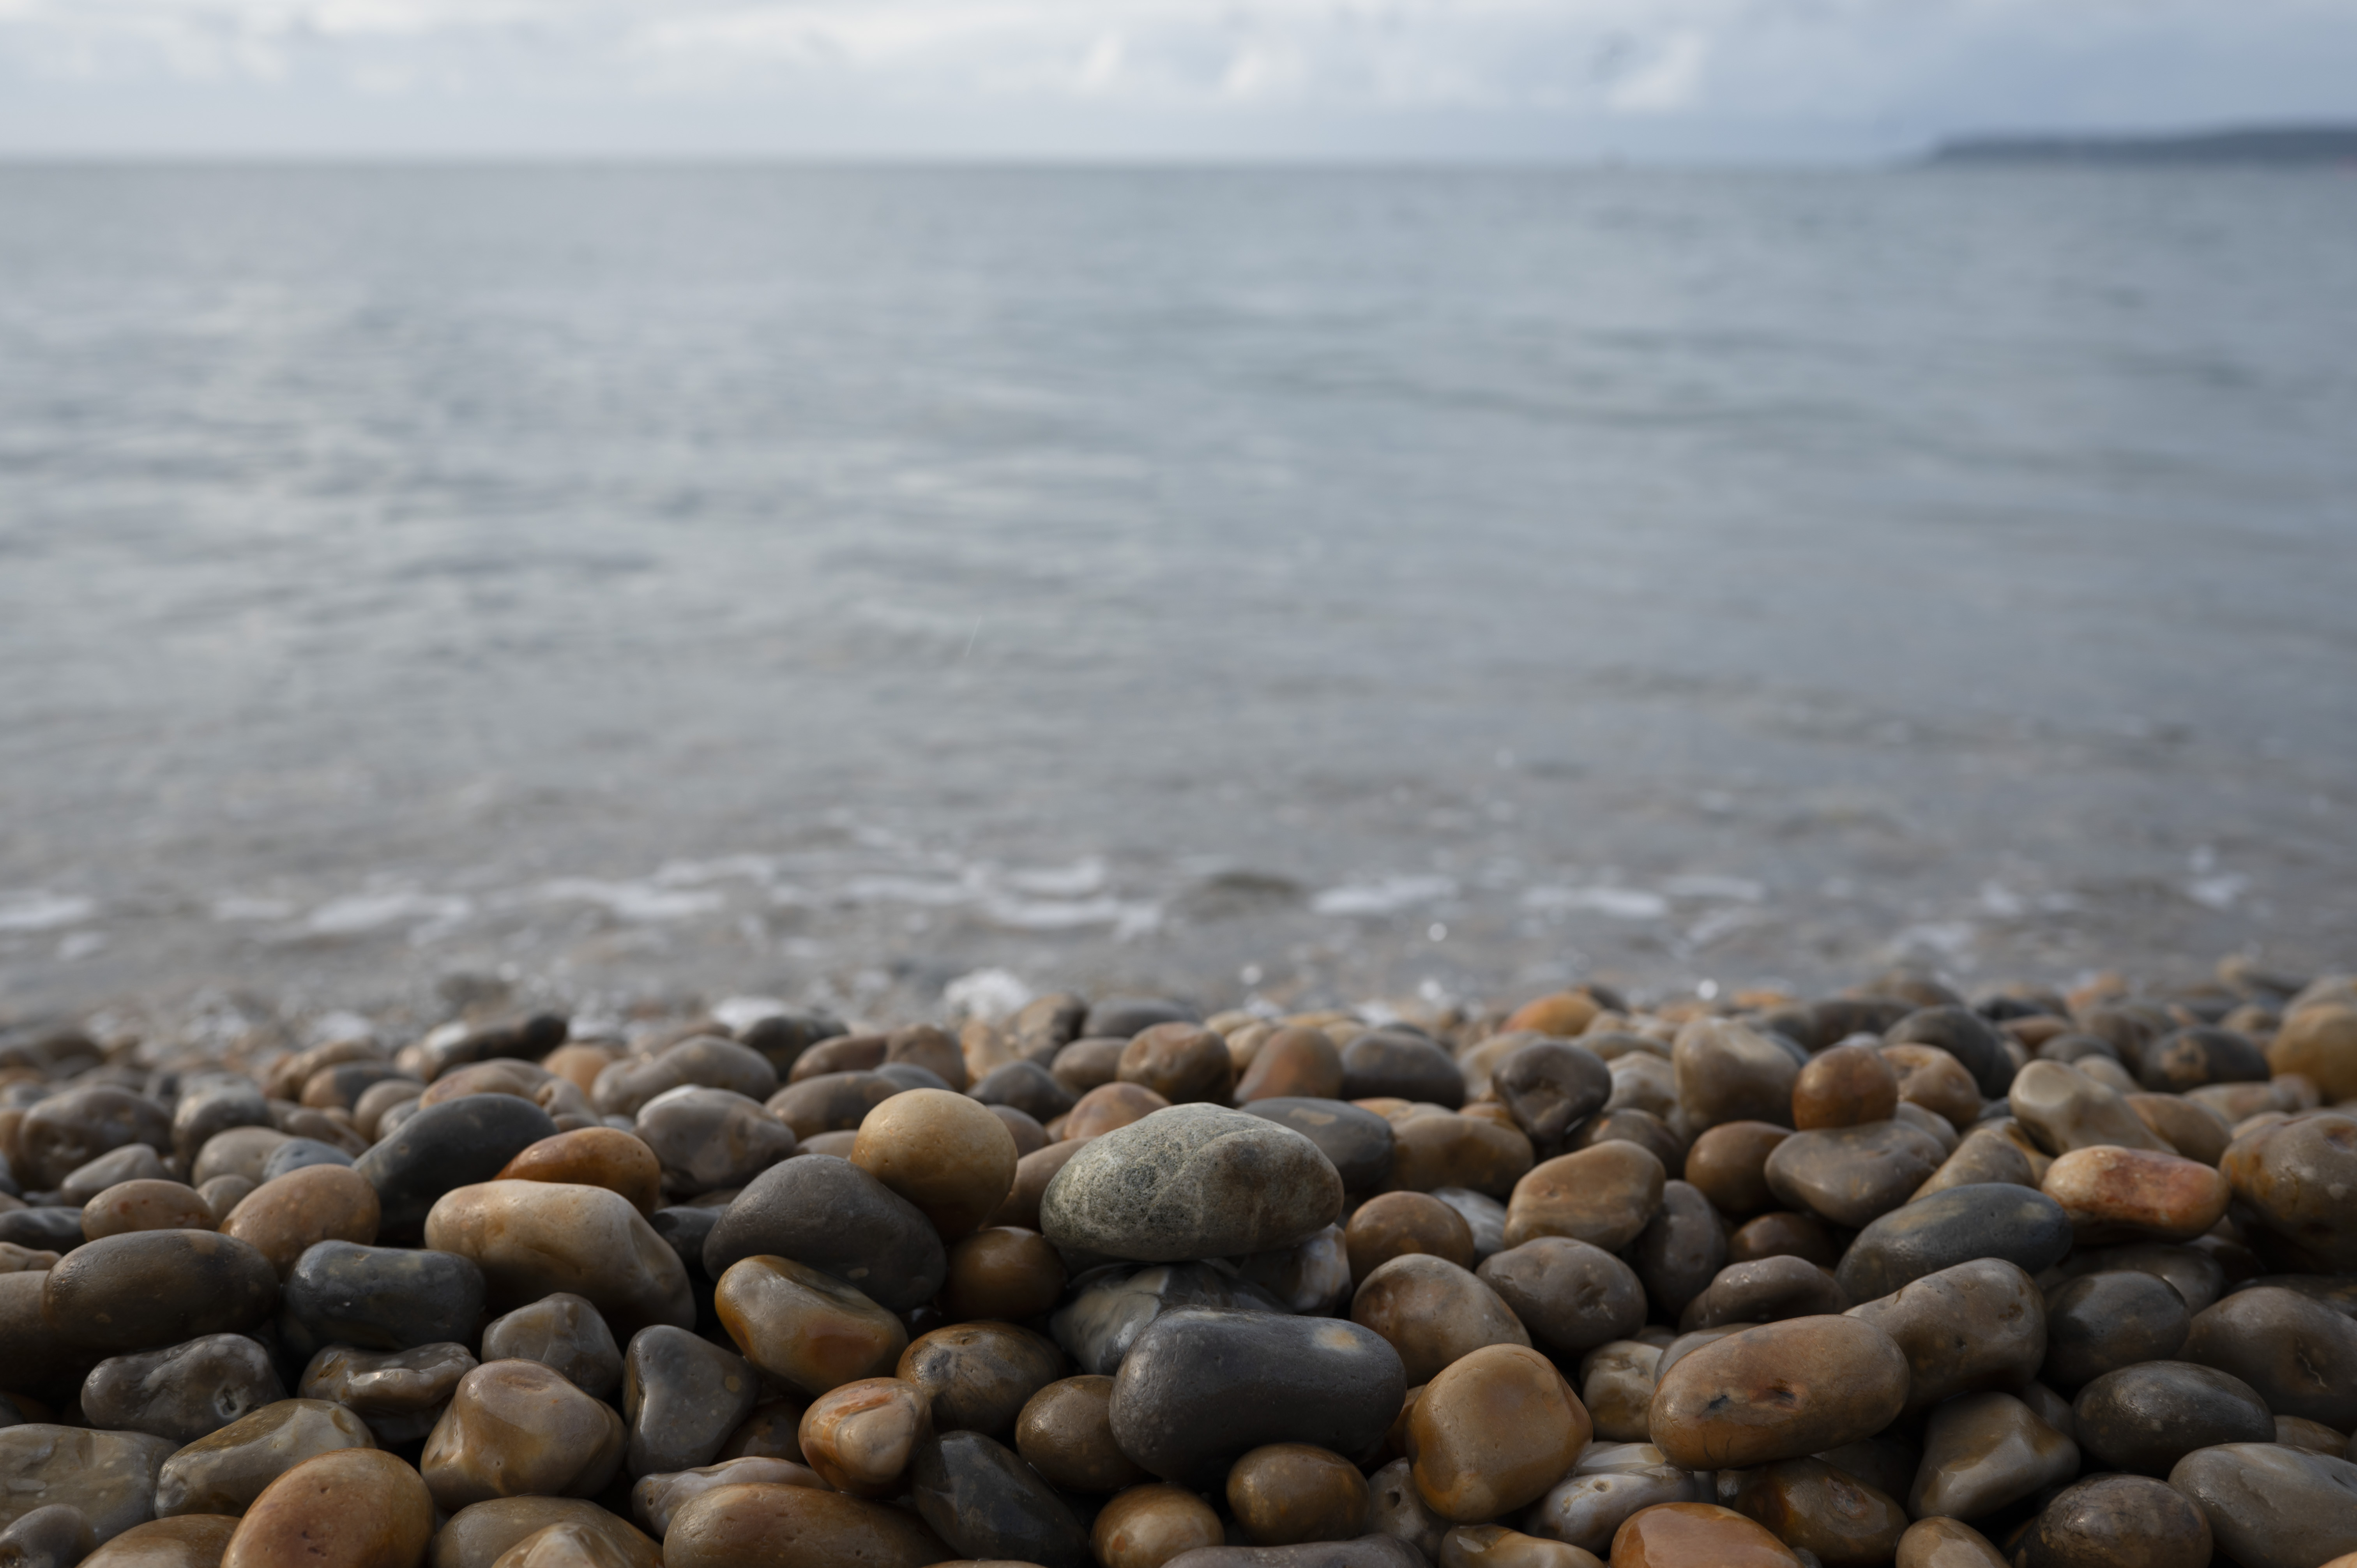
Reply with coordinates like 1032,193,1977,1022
3,966,2357,1568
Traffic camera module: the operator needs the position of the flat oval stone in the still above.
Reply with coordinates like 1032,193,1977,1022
1679,1256,1847,1332
1575,1342,1659,1444
0,1207,86,1254
423,1181,692,1337
2021,1473,2211,1568
79,1179,217,1241
896,1323,1066,1440
1683,1124,1790,1220
485,1523,638,1568
174,1079,274,1165
301,1344,478,1445
1118,1025,1236,1106
2181,1284,2357,1429
702,1157,945,1315
431,1499,657,1568
2008,1062,2167,1157
1886,1007,2013,1100
17,1089,172,1191
1041,1106,1342,1264
1844,1258,2046,1411
1090,1483,1224,1568
495,1129,663,1218
1671,1021,1799,1134
2140,1026,2269,1093
796,1378,929,1495
2040,1270,2188,1392
1015,1376,1147,1494
1108,1308,1405,1489
1649,1316,1909,1472
62,1144,173,1204
82,1334,286,1444
908,1432,1089,1568
621,1325,758,1478
2220,1112,2357,1273
1719,1457,1908,1568
1346,1192,1474,1283
662,1482,947,1568
1235,1029,1346,1105
765,1072,900,1142
261,1138,359,1184
2041,1145,2228,1245
1475,1238,1643,1358
1494,1044,1611,1150
1339,1033,1463,1109
713,1255,906,1397
1162,1539,1425,1568
1834,1183,2073,1301
419,1360,625,1511
971,1061,1078,1125
80,1514,240,1568
476,1294,620,1401
1047,1263,1281,1377
1350,1254,1530,1386
629,1458,821,1538
0,1427,176,1544
1907,1390,2078,1520
353,1096,557,1244
1408,1343,1588,1523
1609,1502,1802,1568
1763,1122,1944,1229
1228,1445,1370,1547
1503,1143,1663,1252
155,1399,376,1517
41,1231,278,1352
221,1166,381,1278
2170,1443,2357,1568
1235,1101,1395,1192
634,1089,795,1202
2073,1360,2274,1475
279,1241,485,1362
850,1090,1017,1242
1790,1045,1900,1131
1624,1183,1726,1325
218,1448,433,1568
1385,1116,1533,1201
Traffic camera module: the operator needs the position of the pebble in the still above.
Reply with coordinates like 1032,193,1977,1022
0,1427,176,1544
663,1481,948,1568
1235,1029,1346,1104
1049,1262,1281,1377
1682,1122,1789,1218
300,1343,478,1444
972,1061,1079,1125
712,1255,907,1396
1679,1255,1847,1331
1064,1084,1173,1141
1386,1116,1533,1199
1164,1539,1424,1568
423,1181,693,1338
62,1145,173,1204
1789,1044,1899,1131
1608,1502,1803,1567
2266,999,2357,1099
1475,1238,1643,1357
1907,1390,2078,1519
1764,1122,1945,1230
1649,1315,1908,1471
217,1449,433,1568
713,1160,940,1306
1119,1024,1237,1105
1719,1457,1908,1568
628,1459,820,1539
1339,1033,1464,1109
1042,1105,1341,1263
496,1130,663,1217
1109,1308,1405,1488
2180,1283,2357,1429
1227,1445,1371,1546
942,1226,1067,1321
1886,1006,2013,1099
908,1431,1090,1568
1892,1518,2007,1568
989,1138,1083,1231
1437,1524,1601,1568
1366,1456,1449,1559
2168,1443,2357,1568
41,1231,278,1353
1843,1258,2045,1411
2219,1111,2357,1272
79,1180,218,1242
479,1294,624,1401
1016,1376,1148,1493
81,1335,286,1444
1493,1043,1612,1150
1090,1484,1224,1568
1728,1210,1840,1269
620,1326,756,1478
16,1089,172,1191
1503,1142,1663,1252
2071,1360,2274,1475
1233,1100,1395,1192
1834,1182,2073,1301
420,1360,627,1511
1345,1192,1474,1284
80,1514,240,1568
2038,1268,2188,1391
352,1095,557,1243
279,1240,485,1362
796,1378,929,1494
1350,1254,1530,1385
1051,1038,1129,1097
896,1322,1065,1440
0,1504,96,1568
849,1089,1016,1241
2008,1061,2168,1156
1575,1341,1661,1442
435,1499,658,1568
219,1165,381,1277
2020,1473,2211,1568
154,1400,376,1517
1407,1344,1588,1522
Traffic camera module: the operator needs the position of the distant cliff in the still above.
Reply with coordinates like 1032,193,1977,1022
1929,126,2357,165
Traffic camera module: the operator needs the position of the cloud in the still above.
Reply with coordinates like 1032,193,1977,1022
2,0,2354,158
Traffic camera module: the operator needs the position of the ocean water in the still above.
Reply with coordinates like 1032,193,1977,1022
2,164,2353,1026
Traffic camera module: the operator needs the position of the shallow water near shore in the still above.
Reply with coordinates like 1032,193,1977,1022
2,163,2353,1024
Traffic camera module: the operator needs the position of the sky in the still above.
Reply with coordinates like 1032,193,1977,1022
2,0,2355,162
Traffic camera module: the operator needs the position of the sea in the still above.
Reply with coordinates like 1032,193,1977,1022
2,164,2352,1033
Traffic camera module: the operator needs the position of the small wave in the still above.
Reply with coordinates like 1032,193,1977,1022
1521,885,1670,920
0,892,99,932
1312,876,1458,916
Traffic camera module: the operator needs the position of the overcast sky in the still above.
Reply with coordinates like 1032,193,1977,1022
3,0,2354,161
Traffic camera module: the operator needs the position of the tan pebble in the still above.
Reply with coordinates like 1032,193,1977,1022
1906,1391,2077,1520
2268,1001,2357,1101
661,1482,947,1568
629,1458,822,1538
80,1515,240,1568
1386,1116,1533,1199
1345,1193,1475,1286
1576,1341,1660,1443
1224,1444,1370,1545
79,1179,217,1241
539,1046,621,1100
850,1090,1018,1241
1719,1457,1907,1568
1407,1344,1589,1522
797,1378,931,1495
2008,1062,2169,1155
883,1025,967,1091
1089,1483,1223,1568
2041,1145,2228,1243
1843,1258,2046,1412
895,1322,1066,1439
1502,994,1601,1039
1790,1045,1898,1130
714,1255,906,1396
157,1399,378,1517
1608,1502,1801,1567
1647,1316,1908,1471
1892,1517,2008,1568
1234,1029,1345,1104
1062,1084,1170,1142
418,1360,626,1511
941,1227,1066,1322
1911,1129,2036,1201
1014,1376,1148,1494
1671,1021,1798,1132
221,1165,381,1276
1350,1254,1531,1385
1726,1211,1841,1268
429,1499,658,1568
1680,1123,1789,1219
1117,1025,1235,1105
986,1141,1083,1231
1503,1143,1664,1252
220,1449,434,1568
493,1129,663,1218
1880,1045,1982,1128
1438,1524,1601,1568
486,1524,643,1568
422,1181,692,1338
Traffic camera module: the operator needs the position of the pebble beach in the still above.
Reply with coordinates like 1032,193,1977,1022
5,960,2357,1568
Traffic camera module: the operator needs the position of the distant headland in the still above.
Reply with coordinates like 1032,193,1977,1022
1928,124,2357,166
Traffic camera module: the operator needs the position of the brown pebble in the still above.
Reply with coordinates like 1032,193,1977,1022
895,1322,1066,1439
421,1180,693,1338
1682,1124,1790,1219
1672,1021,1800,1132
987,1141,1083,1231
1504,1143,1664,1252
81,1515,240,1568
661,1482,947,1568
942,1227,1068,1321
1346,1193,1476,1286
1226,1444,1370,1546
1235,1030,1345,1104
156,1399,378,1517
2040,1146,2228,1244
714,1255,907,1397
1090,1483,1223,1568
716,1398,808,1464
418,1360,625,1511
629,1458,823,1539
1438,1524,1602,1568
851,1090,1018,1241
1720,1456,1908,1568
1351,1254,1531,1385
430,1497,658,1568
1015,1376,1148,1494
1789,1045,1899,1131
1118,1025,1236,1105
1407,1344,1589,1523
221,1165,382,1277
796,1378,931,1495
494,1129,663,1218
220,1448,435,1568
1908,1391,2078,1520
1387,1116,1534,1199
1892,1517,2008,1568
1064,1084,1171,1142
1726,1211,1841,1268
1648,1315,1909,1471
1880,1045,1982,1129
1609,1502,1802,1567
1502,993,1602,1038
78,1180,217,1241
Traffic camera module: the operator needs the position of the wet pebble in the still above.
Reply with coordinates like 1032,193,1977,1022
1843,1257,2045,1412
1503,1142,1663,1252
2167,1442,2357,1568
2071,1359,2274,1475
850,1089,1016,1241
78,1181,217,1242
1016,1376,1148,1494
627,1458,821,1538
1649,1315,1908,1472
701,1157,944,1314
2039,1270,2188,1392
1679,1255,1847,1332
1609,1502,1803,1567
1226,1444,1369,1546
909,1431,1090,1568
352,1096,557,1244
494,1130,662,1218
1493,1043,1612,1149
1119,1024,1237,1105
2180,1282,2357,1429
1042,1105,1341,1263
81,1335,285,1445
279,1241,484,1362
2020,1473,2211,1568
154,1400,376,1517
423,1181,691,1338
479,1294,622,1402
300,1343,478,1444
217,1448,432,1568
620,1326,756,1478
220,1166,380,1277
419,1360,625,1511
1834,1182,2073,1301
1339,1032,1463,1109
896,1322,1066,1440
1407,1343,1587,1522
713,1255,906,1396
796,1378,929,1495
1718,1457,1908,1568
1090,1483,1224,1568
1345,1192,1474,1284
1233,1100,1395,1192
42,1231,278,1353
79,1514,239,1568
1763,1122,1944,1230
1350,1254,1529,1386
1475,1238,1643,1358
942,1227,1067,1322
1235,1029,1345,1105
0,1504,95,1568
1906,1390,2078,1521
